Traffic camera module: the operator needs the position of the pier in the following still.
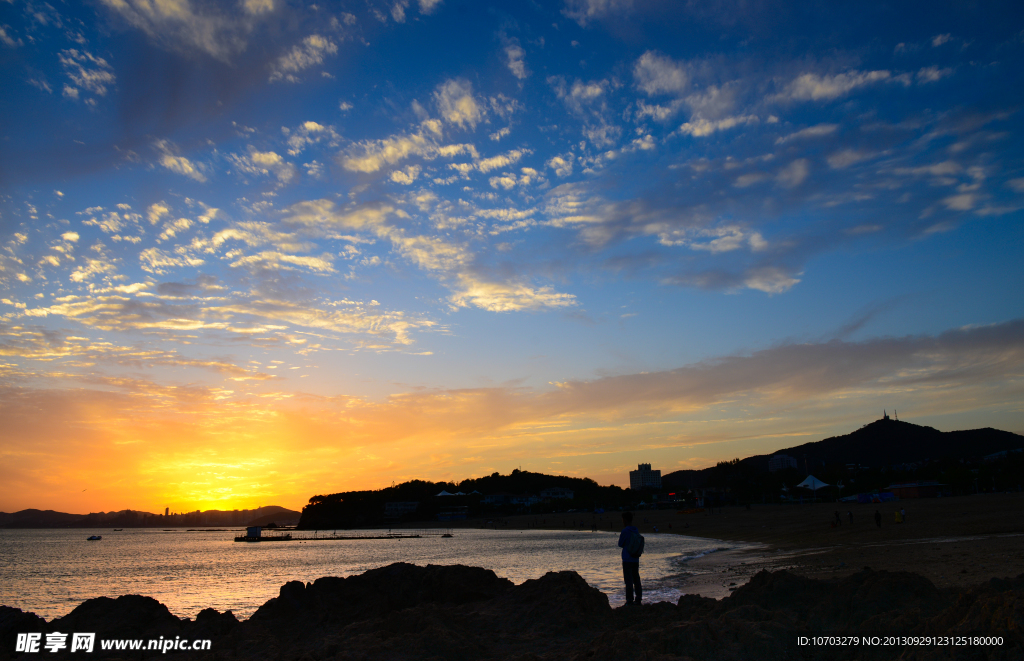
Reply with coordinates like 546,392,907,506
234,527,451,542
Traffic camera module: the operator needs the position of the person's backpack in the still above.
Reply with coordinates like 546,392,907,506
626,530,645,558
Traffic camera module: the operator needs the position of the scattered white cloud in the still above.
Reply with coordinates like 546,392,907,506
744,267,801,294
27,77,52,93
776,158,810,188
563,0,634,27
390,1,409,23
450,275,576,312
777,70,890,102
154,140,207,182
1,24,22,48
341,120,477,173
917,66,953,83
284,121,340,155
139,247,205,274
633,51,688,96
59,49,115,100
228,147,296,184
269,35,337,83
434,79,483,130
774,124,838,144
475,149,530,174
546,154,574,178
229,251,335,274
734,172,768,188
147,201,171,225
827,149,874,169
391,165,421,184
98,0,272,60
942,193,977,211
504,38,528,80
678,115,757,137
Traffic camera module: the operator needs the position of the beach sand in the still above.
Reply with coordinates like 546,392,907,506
455,492,1024,599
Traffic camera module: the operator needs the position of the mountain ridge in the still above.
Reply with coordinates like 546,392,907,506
663,418,1024,489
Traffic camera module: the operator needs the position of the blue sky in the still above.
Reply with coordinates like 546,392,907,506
1,0,1023,512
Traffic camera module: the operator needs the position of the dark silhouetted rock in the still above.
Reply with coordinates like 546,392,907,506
247,562,513,639
0,606,46,661
50,594,182,639
8,564,1024,660
192,607,238,637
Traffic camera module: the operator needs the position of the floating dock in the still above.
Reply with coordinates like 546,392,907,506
233,527,450,542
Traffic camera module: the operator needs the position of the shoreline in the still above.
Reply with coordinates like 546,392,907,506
434,492,1024,598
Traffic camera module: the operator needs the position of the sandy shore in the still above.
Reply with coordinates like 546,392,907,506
446,492,1024,599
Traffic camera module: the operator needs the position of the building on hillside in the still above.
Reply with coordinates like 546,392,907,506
510,494,542,506
540,487,574,500
482,493,513,506
884,481,947,498
629,463,662,490
768,454,798,472
437,506,468,521
384,501,420,519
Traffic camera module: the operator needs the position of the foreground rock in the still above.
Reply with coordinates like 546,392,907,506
2,564,1021,660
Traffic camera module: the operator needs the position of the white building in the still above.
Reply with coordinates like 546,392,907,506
629,463,661,490
540,487,574,500
768,454,798,472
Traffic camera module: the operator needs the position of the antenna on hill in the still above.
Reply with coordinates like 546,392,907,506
895,410,898,420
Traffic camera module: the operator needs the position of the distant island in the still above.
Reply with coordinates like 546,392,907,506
0,505,301,529
298,417,1023,529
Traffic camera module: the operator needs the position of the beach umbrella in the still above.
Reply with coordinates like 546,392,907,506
796,475,830,492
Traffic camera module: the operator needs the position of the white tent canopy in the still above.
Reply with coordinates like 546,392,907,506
796,475,830,491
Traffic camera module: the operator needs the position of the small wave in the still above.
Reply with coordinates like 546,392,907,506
673,546,733,564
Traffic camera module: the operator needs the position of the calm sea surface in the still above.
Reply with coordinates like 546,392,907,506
0,528,732,620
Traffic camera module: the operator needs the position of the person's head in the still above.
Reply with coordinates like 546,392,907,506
621,511,633,525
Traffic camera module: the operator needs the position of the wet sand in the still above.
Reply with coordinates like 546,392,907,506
456,492,1024,598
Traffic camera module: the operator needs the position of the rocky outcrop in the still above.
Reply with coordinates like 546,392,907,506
2,565,1021,660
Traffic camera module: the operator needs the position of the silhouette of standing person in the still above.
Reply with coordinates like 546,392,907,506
874,510,882,528
618,511,642,605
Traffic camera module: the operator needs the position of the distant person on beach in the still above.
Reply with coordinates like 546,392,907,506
834,511,842,526
618,511,642,605
848,511,853,524
874,510,882,528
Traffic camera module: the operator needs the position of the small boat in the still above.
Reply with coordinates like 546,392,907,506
87,535,102,541
113,528,122,531
441,533,453,538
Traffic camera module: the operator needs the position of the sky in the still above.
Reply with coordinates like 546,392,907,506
1,0,1023,515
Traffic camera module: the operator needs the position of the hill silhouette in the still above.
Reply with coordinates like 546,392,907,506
664,417,1024,490
0,505,300,529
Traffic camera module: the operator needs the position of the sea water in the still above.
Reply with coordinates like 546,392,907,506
0,528,732,619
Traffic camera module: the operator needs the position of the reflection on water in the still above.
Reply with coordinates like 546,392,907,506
0,528,729,619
